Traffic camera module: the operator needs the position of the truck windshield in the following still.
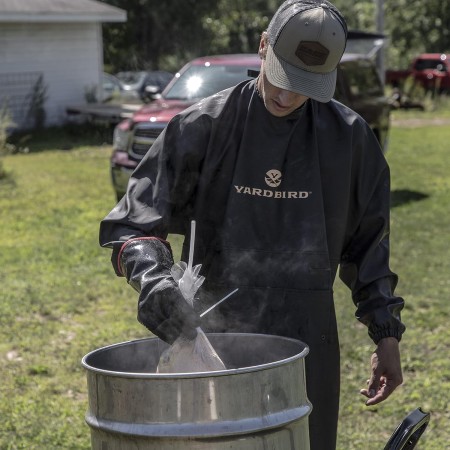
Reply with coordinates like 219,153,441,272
340,61,384,97
414,59,447,72
164,64,260,100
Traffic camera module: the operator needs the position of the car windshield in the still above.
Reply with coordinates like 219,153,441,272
164,64,260,100
339,61,384,97
414,59,447,72
116,71,147,88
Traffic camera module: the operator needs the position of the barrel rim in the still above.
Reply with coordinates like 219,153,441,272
81,332,309,379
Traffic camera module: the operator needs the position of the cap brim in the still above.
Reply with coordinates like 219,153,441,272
265,44,337,103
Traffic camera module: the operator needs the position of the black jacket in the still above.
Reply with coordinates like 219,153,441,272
100,79,405,344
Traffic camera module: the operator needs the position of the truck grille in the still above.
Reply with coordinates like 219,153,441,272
129,123,166,159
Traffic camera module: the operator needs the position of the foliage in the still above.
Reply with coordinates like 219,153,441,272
99,0,450,74
1,113,450,447
384,0,450,69
333,0,376,32
100,0,217,72
26,75,48,130
201,0,278,55
0,103,17,179
330,0,450,69
84,84,98,104
0,103,16,152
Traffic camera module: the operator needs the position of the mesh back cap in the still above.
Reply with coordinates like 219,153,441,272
265,0,347,102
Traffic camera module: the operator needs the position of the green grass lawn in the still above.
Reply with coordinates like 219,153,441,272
0,117,449,449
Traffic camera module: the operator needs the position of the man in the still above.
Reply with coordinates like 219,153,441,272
99,0,405,448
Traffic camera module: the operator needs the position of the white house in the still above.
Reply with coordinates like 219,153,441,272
0,0,126,130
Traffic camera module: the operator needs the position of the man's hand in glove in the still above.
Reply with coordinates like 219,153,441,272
360,337,403,406
118,238,200,344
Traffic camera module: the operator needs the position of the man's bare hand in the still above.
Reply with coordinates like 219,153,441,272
360,337,403,406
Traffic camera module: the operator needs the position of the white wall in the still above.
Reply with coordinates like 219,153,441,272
0,22,103,129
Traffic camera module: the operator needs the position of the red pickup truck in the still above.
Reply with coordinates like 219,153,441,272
385,53,450,92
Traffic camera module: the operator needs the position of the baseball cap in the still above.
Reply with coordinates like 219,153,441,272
265,0,347,102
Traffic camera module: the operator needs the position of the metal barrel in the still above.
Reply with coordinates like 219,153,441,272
81,333,311,450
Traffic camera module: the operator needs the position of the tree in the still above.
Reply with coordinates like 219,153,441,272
334,0,450,69
100,0,280,72
100,0,218,72
100,0,450,73
201,0,278,55
384,0,450,68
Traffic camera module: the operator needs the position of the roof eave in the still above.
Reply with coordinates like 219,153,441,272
0,12,127,23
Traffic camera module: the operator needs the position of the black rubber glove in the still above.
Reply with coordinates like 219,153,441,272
119,238,200,344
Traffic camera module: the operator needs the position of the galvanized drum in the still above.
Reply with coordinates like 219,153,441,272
81,333,311,450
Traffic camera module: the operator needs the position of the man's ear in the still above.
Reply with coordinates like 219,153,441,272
259,31,268,59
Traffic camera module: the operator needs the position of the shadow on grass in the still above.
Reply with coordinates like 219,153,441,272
391,189,429,208
0,169,17,196
9,123,114,153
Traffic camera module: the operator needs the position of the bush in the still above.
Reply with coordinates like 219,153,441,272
0,103,17,179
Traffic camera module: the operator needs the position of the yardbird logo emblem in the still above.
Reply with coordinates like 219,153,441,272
265,170,282,187
234,169,311,200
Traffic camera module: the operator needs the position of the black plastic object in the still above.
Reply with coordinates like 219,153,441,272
384,408,430,450
247,69,260,78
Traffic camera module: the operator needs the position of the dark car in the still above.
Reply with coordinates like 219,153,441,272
100,72,123,102
115,70,174,103
334,53,390,151
110,53,390,200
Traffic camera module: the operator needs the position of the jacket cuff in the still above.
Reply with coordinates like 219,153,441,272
369,326,404,344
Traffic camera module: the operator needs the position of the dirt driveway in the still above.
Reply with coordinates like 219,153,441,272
392,117,450,127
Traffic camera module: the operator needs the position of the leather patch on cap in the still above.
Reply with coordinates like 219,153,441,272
295,41,329,66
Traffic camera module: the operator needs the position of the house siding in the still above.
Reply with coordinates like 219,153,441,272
0,22,102,129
